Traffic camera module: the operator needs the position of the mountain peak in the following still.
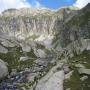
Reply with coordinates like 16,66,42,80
1,7,55,17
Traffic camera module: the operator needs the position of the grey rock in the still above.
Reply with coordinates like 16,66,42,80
78,68,90,75
20,56,29,61
0,59,8,79
80,76,88,81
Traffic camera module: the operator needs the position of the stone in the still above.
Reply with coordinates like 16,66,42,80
78,68,90,75
20,43,31,52
26,73,39,82
63,65,70,74
75,64,85,68
66,88,71,90
80,76,88,81
10,69,17,76
1,40,15,47
20,56,29,61
0,59,8,79
65,71,73,79
0,45,8,53
36,49,46,58
36,70,64,90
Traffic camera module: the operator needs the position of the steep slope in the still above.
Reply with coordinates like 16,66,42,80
53,3,90,57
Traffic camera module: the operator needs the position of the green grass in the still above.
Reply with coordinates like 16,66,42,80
0,46,36,72
64,70,82,90
64,70,90,90
26,48,37,58
64,50,90,90
68,50,90,69
36,44,45,49
68,9,90,27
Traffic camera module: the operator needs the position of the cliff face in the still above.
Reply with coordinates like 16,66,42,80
52,4,90,58
53,4,90,48
0,8,54,36
0,7,75,39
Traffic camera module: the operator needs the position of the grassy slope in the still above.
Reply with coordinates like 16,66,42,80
64,50,90,90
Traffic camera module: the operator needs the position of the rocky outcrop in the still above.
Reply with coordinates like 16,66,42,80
0,59,8,79
35,60,64,90
36,71,64,90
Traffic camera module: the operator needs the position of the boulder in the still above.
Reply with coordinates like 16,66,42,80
20,43,31,52
36,49,46,58
80,76,88,81
78,68,90,75
75,64,85,68
0,59,8,79
65,71,73,79
1,40,15,47
20,56,29,61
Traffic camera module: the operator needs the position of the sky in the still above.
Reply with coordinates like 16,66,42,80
0,0,90,12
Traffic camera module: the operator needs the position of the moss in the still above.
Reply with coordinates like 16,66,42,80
64,70,82,90
68,9,90,27
36,44,45,49
26,49,37,58
82,76,90,90
68,50,90,69
26,35,39,40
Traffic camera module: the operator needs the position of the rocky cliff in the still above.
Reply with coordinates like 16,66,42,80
0,3,90,90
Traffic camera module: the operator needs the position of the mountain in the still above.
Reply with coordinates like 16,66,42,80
0,3,90,90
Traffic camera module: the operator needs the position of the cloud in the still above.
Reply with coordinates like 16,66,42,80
73,0,90,8
0,0,41,12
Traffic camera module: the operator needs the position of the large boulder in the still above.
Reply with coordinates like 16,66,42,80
78,68,90,75
0,45,8,54
0,59,8,79
36,70,64,90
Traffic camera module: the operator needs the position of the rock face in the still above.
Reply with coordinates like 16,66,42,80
0,59,8,79
36,71,64,90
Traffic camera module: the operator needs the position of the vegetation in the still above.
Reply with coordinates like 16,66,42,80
68,9,90,27
0,46,36,72
64,50,90,90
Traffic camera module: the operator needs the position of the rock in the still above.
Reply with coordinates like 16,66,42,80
80,76,88,81
36,70,64,90
20,56,29,61
0,45,8,53
20,43,31,52
75,64,85,68
34,59,48,67
65,71,73,79
26,73,39,82
36,49,46,58
10,69,17,76
1,40,15,47
78,68,90,75
66,88,71,90
0,59,8,79
63,65,70,74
